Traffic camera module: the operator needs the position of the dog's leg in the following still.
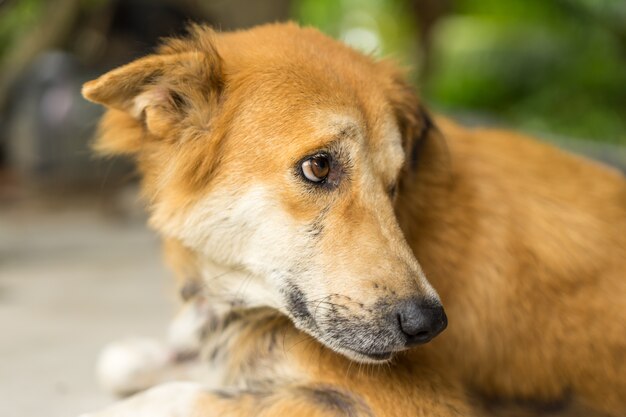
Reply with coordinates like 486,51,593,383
97,295,214,396
79,380,469,417
78,382,206,417
96,336,174,396
95,336,216,397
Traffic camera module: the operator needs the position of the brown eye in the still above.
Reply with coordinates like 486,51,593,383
301,154,330,183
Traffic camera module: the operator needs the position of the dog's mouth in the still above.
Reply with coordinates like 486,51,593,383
282,286,423,363
354,349,393,362
334,345,395,364
293,316,398,363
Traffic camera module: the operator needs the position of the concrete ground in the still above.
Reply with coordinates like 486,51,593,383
0,187,176,417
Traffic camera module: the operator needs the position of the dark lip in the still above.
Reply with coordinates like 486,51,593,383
353,349,393,361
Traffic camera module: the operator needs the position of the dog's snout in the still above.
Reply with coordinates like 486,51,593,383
395,299,447,346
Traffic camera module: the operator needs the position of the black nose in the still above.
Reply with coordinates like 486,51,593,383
395,298,447,346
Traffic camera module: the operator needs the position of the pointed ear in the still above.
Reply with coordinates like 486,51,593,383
82,54,176,115
82,40,223,154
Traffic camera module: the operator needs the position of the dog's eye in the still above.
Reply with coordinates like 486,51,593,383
301,154,330,183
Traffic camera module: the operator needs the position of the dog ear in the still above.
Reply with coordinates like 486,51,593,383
384,70,449,180
82,36,223,155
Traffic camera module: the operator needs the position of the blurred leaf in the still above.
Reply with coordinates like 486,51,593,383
293,0,419,69
0,0,45,60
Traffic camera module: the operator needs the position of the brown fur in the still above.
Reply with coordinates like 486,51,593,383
82,23,626,417
404,117,626,413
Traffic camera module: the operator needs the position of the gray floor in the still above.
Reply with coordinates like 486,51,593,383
0,189,175,417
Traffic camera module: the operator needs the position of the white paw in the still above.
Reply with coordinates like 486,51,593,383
96,337,171,396
167,298,213,354
77,382,206,417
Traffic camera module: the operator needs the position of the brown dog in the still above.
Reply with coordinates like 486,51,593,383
80,23,626,417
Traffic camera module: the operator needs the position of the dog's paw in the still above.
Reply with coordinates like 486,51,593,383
96,337,171,396
77,382,206,417
167,296,215,355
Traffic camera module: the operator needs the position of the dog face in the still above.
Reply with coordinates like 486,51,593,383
83,23,446,363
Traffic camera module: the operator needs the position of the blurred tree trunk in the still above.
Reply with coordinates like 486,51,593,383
409,0,451,82
177,0,292,30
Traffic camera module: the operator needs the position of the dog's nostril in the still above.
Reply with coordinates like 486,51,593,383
395,299,447,346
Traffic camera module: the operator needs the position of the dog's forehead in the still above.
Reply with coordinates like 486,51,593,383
374,116,405,177
228,80,404,180
231,77,393,140
219,31,405,175
311,112,362,142
298,109,405,180
309,110,402,150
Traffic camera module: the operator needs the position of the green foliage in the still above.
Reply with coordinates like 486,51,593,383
0,0,45,59
427,0,626,144
293,0,419,69
0,0,109,61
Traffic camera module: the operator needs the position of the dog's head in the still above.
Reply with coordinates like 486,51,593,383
83,23,447,363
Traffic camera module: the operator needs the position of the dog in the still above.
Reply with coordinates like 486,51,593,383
79,23,626,417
